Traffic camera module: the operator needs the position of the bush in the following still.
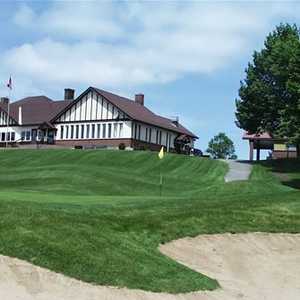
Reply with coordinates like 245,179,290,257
118,143,126,150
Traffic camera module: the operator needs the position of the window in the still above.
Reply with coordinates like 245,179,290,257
156,129,159,144
1,132,5,141
138,125,141,140
149,128,152,143
81,125,85,139
113,123,118,138
21,131,25,141
159,131,162,145
145,128,148,141
92,124,95,138
119,123,123,138
70,125,74,139
102,124,106,138
11,132,15,141
76,125,79,139
66,126,69,139
97,124,101,138
26,131,31,141
38,130,42,140
108,123,112,138
134,124,137,139
32,130,37,141
60,126,64,139
6,132,10,141
86,124,90,139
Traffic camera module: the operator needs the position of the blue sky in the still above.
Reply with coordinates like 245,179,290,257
1,1,300,158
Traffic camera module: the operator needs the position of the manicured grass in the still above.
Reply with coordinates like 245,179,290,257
0,150,299,293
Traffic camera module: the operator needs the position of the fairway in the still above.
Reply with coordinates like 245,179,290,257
0,149,299,293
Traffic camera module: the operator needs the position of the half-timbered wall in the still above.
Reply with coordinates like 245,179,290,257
56,91,128,123
132,122,178,150
0,109,16,126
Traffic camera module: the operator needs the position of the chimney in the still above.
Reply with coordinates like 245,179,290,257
0,97,9,105
135,94,144,106
18,106,22,125
64,88,75,100
172,116,179,127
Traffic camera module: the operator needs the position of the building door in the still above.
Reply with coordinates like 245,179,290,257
32,129,37,142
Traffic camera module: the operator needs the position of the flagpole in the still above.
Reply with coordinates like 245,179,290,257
158,146,164,197
6,87,11,148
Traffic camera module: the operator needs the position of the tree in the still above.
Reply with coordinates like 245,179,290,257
207,133,237,159
235,23,300,157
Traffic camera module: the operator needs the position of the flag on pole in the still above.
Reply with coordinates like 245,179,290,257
158,146,164,160
7,76,12,90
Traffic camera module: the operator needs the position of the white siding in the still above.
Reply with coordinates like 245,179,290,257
57,91,129,123
0,126,37,142
131,122,177,150
55,120,132,140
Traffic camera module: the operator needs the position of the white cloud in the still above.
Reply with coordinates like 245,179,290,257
1,1,300,98
14,2,124,40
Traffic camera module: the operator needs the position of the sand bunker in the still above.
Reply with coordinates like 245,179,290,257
1,233,300,300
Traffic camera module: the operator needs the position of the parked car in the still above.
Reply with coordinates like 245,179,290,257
192,148,203,157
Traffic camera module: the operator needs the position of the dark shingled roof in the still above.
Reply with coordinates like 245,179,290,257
93,88,198,138
0,96,72,125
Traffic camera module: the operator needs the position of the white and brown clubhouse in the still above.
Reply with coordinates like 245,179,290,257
0,87,197,152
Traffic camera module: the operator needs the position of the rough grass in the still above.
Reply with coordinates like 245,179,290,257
0,150,299,293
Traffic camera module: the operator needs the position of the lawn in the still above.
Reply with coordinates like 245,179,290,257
0,150,299,293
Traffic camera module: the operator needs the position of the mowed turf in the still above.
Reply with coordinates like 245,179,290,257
0,150,299,293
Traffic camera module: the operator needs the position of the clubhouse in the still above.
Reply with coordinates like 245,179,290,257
0,87,197,152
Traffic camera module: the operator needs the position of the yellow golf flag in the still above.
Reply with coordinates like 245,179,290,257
158,146,164,159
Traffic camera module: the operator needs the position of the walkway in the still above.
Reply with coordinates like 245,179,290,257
224,160,252,182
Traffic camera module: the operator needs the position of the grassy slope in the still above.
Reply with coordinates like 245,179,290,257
0,150,299,293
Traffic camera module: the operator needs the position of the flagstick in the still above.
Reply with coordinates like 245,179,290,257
159,167,163,197
158,146,164,197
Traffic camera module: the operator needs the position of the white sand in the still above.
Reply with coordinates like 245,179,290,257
1,233,300,300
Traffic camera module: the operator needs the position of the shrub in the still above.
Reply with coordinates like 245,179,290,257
119,143,126,150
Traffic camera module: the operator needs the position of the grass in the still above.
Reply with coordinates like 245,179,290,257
0,149,299,293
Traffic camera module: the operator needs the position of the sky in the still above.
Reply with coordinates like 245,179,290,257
1,1,300,159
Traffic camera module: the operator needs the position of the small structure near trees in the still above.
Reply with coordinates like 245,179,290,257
236,24,300,159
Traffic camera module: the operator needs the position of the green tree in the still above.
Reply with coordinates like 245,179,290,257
207,133,237,159
235,23,300,156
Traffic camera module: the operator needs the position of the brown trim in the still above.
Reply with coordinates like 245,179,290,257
90,91,93,120
243,137,287,142
0,124,39,128
95,94,99,119
101,97,104,120
85,95,88,121
53,118,130,124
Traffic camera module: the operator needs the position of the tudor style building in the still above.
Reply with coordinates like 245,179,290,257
0,87,197,152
